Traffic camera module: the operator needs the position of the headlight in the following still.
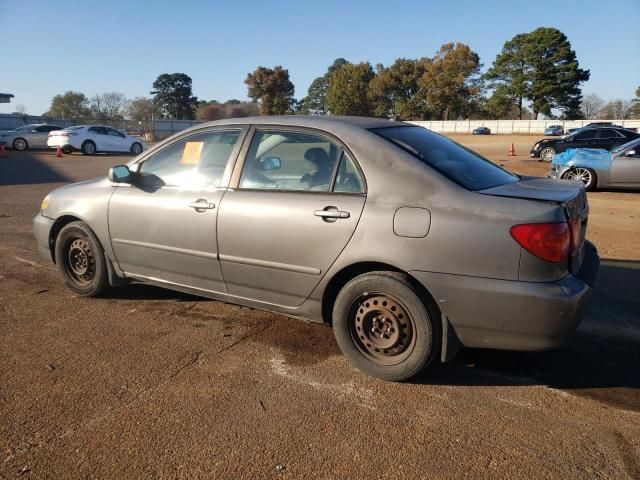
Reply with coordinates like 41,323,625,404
40,195,50,212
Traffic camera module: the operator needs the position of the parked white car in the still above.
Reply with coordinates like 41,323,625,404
48,125,144,155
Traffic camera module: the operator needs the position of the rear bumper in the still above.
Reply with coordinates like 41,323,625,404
409,242,599,351
33,212,55,263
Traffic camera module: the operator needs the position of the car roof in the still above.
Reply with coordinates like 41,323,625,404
199,115,407,131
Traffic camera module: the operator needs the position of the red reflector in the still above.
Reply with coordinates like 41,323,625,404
510,223,571,263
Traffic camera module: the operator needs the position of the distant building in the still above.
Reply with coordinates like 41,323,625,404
0,93,15,104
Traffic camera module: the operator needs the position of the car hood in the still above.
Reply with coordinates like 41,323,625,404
551,148,612,169
477,176,585,204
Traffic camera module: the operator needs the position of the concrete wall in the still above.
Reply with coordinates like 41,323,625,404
408,119,640,134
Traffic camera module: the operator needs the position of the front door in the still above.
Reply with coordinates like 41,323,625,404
108,127,246,292
217,128,366,307
105,127,129,152
610,149,640,185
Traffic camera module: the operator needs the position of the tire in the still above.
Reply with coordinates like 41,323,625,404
563,167,597,191
332,271,440,381
539,147,556,162
13,138,28,151
62,146,73,154
81,140,96,156
130,142,143,155
55,221,109,297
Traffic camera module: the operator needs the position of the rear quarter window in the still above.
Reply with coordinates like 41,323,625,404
371,126,518,191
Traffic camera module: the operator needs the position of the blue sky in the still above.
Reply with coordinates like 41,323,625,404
1,0,638,115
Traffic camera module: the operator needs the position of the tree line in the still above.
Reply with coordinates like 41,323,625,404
40,27,640,123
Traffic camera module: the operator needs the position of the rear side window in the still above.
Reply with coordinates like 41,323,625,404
334,152,364,193
239,130,340,192
598,129,622,139
371,126,518,191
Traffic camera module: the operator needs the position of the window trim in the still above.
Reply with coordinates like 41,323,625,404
133,126,249,190
229,125,367,195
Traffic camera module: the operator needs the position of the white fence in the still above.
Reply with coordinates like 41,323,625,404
408,119,640,134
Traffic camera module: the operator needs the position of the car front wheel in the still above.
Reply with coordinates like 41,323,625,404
130,142,143,155
332,271,439,381
55,221,109,296
539,147,556,162
13,138,28,151
563,167,596,191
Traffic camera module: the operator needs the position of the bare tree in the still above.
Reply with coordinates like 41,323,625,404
126,97,157,134
580,94,604,119
14,104,27,116
599,99,633,120
101,92,127,119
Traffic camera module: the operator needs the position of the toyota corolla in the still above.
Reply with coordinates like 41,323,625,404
33,116,599,381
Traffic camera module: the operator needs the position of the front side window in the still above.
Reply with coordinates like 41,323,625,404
239,130,340,191
107,128,124,137
372,126,518,191
88,127,107,135
573,130,597,141
139,129,241,188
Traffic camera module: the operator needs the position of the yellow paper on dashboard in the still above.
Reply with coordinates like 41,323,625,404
181,141,204,165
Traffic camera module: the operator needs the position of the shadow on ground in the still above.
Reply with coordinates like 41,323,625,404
0,150,70,185
420,259,640,411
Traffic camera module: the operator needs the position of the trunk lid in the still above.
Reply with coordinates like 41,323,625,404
478,176,589,274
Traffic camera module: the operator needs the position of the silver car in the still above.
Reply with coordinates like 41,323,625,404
0,124,63,150
33,117,599,381
548,137,640,191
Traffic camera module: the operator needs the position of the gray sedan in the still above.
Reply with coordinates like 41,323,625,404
548,137,640,191
0,124,63,150
33,116,599,381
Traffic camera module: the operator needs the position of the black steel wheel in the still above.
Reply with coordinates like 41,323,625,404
333,271,439,381
55,221,108,296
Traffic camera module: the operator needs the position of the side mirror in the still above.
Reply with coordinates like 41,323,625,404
259,156,281,171
625,150,637,157
108,165,132,183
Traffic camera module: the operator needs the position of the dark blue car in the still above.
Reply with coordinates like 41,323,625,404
544,125,564,136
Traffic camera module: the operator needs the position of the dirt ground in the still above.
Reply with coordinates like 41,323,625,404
0,135,639,479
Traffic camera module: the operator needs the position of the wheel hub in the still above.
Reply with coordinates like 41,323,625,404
66,238,95,282
352,295,414,362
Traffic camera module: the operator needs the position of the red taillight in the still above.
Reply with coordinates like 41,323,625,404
510,223,571,263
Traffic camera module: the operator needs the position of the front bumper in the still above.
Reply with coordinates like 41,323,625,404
33,212,55,262
410,241,599,351
547,164,571,180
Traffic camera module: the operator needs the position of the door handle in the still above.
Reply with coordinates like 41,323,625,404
314,207,350,220
188,199,215,212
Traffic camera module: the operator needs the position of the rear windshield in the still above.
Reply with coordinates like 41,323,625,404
371,126,518,191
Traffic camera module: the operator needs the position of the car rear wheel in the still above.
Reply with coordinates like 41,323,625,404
13,138,28,151
540,147,556,162
81,140,96,155
55,221,108,296
332,271,439,381
130,142,142,155
563,167,596,191
62,146,73,154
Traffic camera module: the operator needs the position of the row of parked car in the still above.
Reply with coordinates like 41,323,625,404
0,124,144,155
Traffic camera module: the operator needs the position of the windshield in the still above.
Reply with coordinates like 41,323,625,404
371,126,519,191
611,137,640,154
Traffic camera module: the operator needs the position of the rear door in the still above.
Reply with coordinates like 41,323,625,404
217,127,366,307
87,126,110,151
108,127,247,292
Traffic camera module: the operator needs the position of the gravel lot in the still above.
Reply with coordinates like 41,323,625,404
1,135,639,479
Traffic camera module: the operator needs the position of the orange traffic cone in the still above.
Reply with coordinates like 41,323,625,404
0,145,7,158
56,147,63,158
508,143,516,156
